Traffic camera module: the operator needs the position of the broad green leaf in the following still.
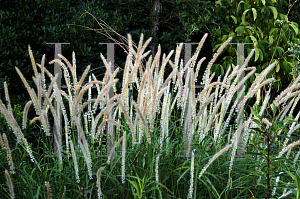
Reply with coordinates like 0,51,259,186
261,0,266,5
215,0,222,6
277,46,284,57
279,13,287,20
259,48,263,61
255,47,259,61
283,60,289,73
252,8,257,21
235,26,244,36
244,2,250,10
269,6,277,19
250,36,258,46
230,15,237,24
256,26,263,39
276,62,280,72
289,22,299,35
237,1,245,13
242,9,251,24
225,15,230,23
281,33,287,43
222,34,229,41
288,61,295,68
269,28,278,36
269,35,274,45
283,24,289,32
240,21,249,26
220,65,224,75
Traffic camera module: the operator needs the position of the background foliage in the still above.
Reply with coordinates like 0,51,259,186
211,0,300,91
0,0,217,136
1,0,300,118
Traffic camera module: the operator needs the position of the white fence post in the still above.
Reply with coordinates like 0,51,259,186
176,42,200,157
45,43,69,157
98,43,117,161
229,42,253,157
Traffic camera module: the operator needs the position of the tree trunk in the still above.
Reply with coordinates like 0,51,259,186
149,0,162,58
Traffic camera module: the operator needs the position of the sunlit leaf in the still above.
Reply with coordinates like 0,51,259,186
255,47,259,61
269,28,278,36
235,26,244,36
277,46,284,57
289,22,299,35
242,9,251,24
259,48,263,61
276,63,280,72
283,60,289,73
230,15,237,24
237,1,245,12
269,6,277,19
250,36,258,46
269,35,274,45
252,8,257,21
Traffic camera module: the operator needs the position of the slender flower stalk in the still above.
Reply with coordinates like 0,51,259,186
0,99,35,163
97,167,105,199
277,140,300,159
107,135,124,164
22,101,32,130
3,133,14,174
5,169,14,199
188,149,195,199
278,190,293,199
4,82,12,114
0,134,4,150
199,144,232,179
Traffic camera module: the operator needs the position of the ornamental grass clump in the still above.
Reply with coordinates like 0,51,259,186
0,28,300,198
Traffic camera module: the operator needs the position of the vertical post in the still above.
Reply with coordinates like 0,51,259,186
184,43,192,157
45,43,69,157
229,42,253,157
236,43,245,157
102,43,115,161
176,42,199,157
92,43,121,159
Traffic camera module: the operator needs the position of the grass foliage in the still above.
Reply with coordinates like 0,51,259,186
0,32,300,199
